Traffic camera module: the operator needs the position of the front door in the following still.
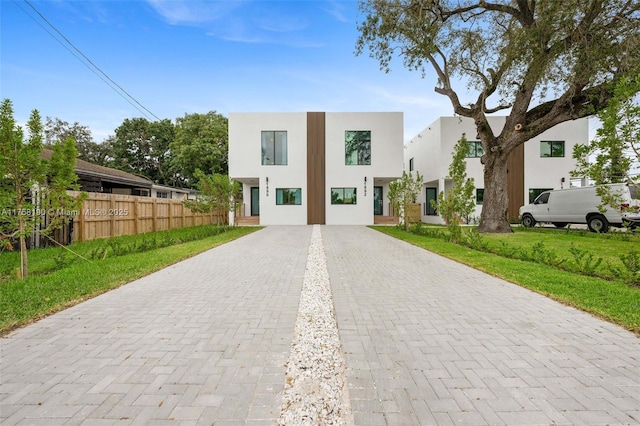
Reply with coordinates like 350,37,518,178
250,187,260,216
374,186,383,215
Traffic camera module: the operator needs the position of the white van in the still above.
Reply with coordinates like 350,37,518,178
518,183,640,232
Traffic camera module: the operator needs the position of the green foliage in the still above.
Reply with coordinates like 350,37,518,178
0,99,84,278
112,117,176,185
434,134,476,226
608,251,640,287
182,171,240,226
388,170,423,231
170,112,229,187
357,1,640,233
573,75,640,186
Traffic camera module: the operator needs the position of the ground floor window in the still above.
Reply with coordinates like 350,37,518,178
276,188,302,205
331,187,357,204
529,188,553,203
476,188,484,205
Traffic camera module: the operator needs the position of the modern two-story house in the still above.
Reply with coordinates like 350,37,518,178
404,116,589,223
229,112,404,225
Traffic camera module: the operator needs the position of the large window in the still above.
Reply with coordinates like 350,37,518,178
276,188,301,205
476,188,484,205
466,141,485,158
345,131,371,165
331,187,357,204
262,131,287,165
540,141,564,157
529,188,553,203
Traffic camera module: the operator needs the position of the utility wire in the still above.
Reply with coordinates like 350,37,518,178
14,0,161,121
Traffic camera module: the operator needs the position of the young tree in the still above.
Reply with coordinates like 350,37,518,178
573,75,640,185
171,112,229,187
182,171,240,227
388,170,423,231
0,99,84,278
573,75,640,218
357,1,640,233
435,134,476,226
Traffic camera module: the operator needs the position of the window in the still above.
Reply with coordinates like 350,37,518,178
476,188,484,205
276,188,302,205
466,141,484,158
156,191,169,199
345,131,371,165
262,131,287,165
529,188,552,203
409,157,414,171
331,187,357,204
540,141,564,157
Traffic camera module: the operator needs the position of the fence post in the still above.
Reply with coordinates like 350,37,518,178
78,200,85,242
133,197,139,235
152,198,157,232
110,194,116,238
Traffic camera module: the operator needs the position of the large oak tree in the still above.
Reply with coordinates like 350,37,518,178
356,0,640,232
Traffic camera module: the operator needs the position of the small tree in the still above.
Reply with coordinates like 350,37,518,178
182,170,240,227
0,99,85,278
388,170,423,231
433,134,476,227
572,76,640,217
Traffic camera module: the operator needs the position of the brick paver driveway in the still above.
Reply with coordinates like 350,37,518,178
2,225,640,425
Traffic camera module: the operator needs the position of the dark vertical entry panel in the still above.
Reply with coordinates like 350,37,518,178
307,112,326,224
507,143,525,222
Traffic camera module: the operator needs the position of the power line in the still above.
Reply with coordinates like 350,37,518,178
13,0,161,121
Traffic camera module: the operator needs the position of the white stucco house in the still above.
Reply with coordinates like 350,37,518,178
229,112,404,225
404,116,590,224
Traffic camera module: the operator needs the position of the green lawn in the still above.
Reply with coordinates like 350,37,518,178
0,226,260,335
372,226,640,335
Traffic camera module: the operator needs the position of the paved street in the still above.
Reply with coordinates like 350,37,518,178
2,226,640,425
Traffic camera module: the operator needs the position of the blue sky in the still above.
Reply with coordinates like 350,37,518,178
1,0,453,143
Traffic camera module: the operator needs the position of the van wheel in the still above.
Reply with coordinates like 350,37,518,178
553,222,567,228
522,214,536,228
587,214,609,233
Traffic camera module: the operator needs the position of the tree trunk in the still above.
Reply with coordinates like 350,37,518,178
477,152,513,233
19,217,29,279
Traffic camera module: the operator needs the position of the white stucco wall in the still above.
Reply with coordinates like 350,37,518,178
405,116,588,223
229,112,308,225
324,112,404,225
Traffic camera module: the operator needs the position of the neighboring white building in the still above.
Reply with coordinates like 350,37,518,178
151,184,192,200
404,116,589,224
229,112,404,225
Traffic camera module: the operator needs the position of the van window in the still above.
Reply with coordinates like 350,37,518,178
630,185,639,200
529,188,553,203
534,192,550,204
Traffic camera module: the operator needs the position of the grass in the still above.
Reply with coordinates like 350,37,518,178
0,226,260,335
372,226,640,335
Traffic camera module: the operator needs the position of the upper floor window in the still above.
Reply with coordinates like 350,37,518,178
540,141,564,158
466,141,484,158
331,187,357,204
345,130,371,165
409,157,414,171
276,188,302,205
262,131,287,165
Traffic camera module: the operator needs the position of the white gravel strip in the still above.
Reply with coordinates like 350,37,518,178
278,225,354,425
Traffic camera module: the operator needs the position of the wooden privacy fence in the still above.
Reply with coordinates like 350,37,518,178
59,192,226,243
